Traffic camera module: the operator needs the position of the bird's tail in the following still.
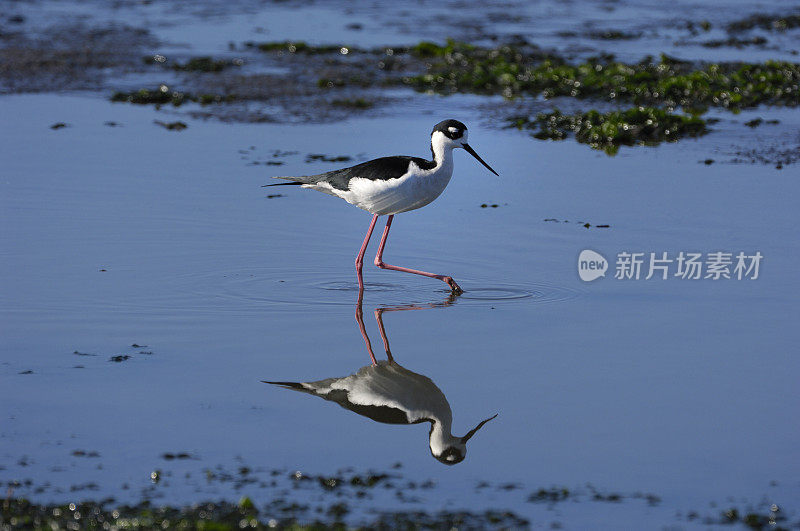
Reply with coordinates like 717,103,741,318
261,380,306,390
262,181,303,187
262,380,323,397
262,174,317,187
261,380,314,394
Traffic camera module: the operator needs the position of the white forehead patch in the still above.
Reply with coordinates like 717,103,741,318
448,126,459,134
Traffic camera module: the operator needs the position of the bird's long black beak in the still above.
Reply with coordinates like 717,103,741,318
462,143,499,176
461,413,498,443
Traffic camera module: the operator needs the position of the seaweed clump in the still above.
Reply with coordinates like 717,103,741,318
0,497,529,530
726,12,800,32
0,497,261,530
410,40,476,58
110,86,235,106
713,505,788,529
153,120,187,131
331,97,373,109
507,107,708,154
173,56,242,72
250,41,350,55
700,36,768,48
143,55,242,72
402,43,800,110
528,487,571,503
587,30,642,40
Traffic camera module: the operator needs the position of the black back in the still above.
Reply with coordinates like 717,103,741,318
313,155,435,191
301,119,467,191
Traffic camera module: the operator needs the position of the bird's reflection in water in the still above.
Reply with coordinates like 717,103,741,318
263,291,497,465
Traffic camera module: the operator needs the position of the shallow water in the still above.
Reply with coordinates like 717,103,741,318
2,0,800,528
3,90,798,525
14,0,800,61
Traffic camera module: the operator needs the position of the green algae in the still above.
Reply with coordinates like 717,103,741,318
587,30,642,40
154,120,187,131
410,39,475,58
402,45,800,110
726,12,800,32
409,41,445,58
700,36,768,48
528,487,571,503
117,41,800,117
685,20,713,33
111,87,188,106
173,56,241,72
251,41,347,55
143,55,241,72
331,97,373,109
106,38,799,155
317,78,345,88
717,505,787,530
111,87,236,106
507,107,708,154
0,497,528,530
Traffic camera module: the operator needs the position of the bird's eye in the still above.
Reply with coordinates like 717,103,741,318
447,127,459,134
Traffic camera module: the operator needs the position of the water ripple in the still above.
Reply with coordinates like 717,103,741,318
176,266,583,311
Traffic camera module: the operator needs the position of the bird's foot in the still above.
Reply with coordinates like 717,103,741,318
443,277,464,295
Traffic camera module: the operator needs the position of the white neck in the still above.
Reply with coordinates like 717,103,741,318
430,132,454,169
429,419,460,455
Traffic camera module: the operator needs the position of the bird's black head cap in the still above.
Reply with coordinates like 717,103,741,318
433,446,466,465
432,119,467,140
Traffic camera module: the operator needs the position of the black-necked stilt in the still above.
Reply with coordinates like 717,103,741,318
265,119,498,294
262,294,497,464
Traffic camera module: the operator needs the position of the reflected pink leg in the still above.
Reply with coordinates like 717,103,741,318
355,214,379,290
355,289,378,365
374,308,394,363
373,215,463,294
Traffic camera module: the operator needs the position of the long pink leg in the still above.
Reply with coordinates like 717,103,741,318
373,215,463,294
355,214,379,290
355,289,378,365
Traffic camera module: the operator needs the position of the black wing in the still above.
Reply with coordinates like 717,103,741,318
263,380,411,424
325,389,412,424
313,156,435,191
